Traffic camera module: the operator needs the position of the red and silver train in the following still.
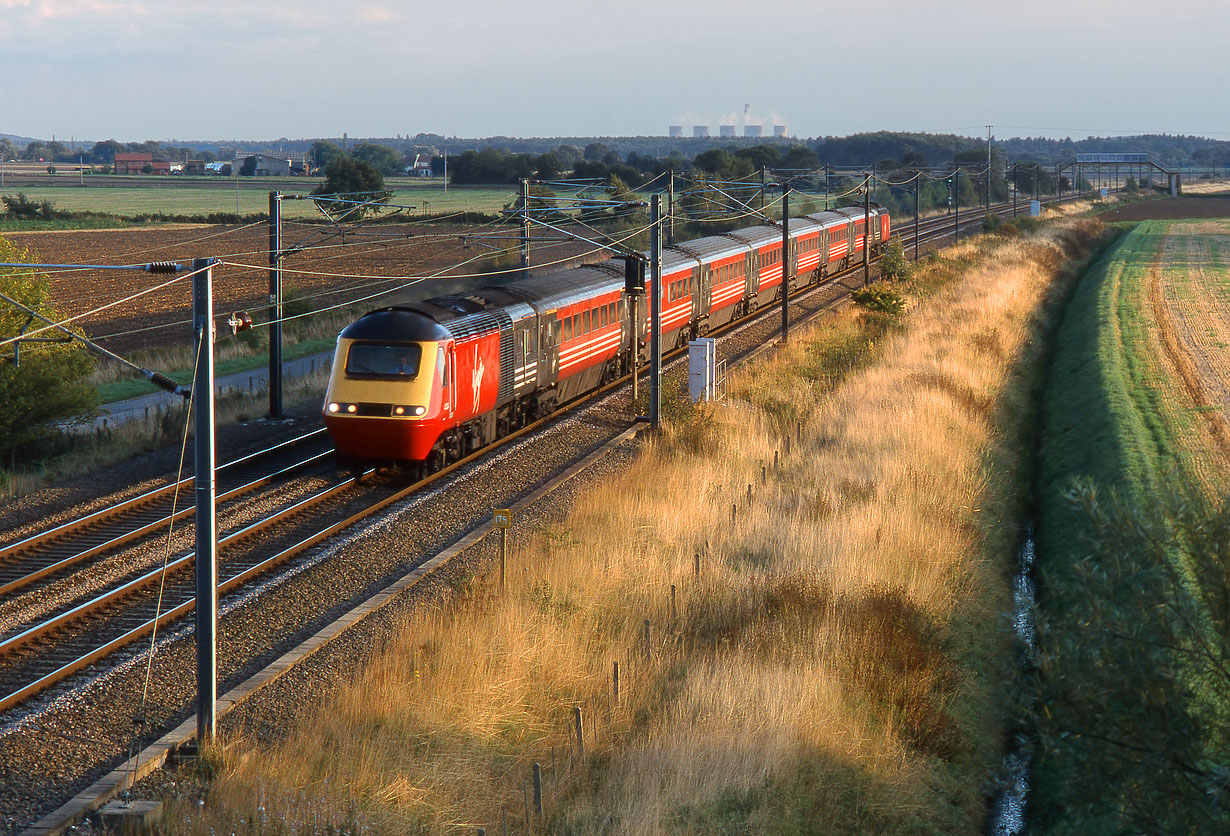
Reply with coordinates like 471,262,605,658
323,204,890,471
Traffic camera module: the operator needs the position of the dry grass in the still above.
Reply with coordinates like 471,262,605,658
165,221,1098,834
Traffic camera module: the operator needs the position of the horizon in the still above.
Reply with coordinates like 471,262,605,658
4,129,1228,150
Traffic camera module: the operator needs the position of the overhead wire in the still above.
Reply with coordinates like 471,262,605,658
0,262,205,349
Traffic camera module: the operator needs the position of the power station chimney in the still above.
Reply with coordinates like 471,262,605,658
720,125,736,138
693,125,710,138
773,125,788,138
669,125,683,138
745,124,763,138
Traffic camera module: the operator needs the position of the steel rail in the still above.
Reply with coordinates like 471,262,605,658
0,449,334,599
0,191,1085,715
0,428,328,562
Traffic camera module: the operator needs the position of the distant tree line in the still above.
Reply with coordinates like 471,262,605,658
7,130,1230,174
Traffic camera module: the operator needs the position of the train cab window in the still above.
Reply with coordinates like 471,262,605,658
438,347,448,390
345,342,423,379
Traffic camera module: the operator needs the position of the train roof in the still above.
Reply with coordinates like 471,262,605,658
500,262,625,312
670,234,751,263
340,306,453,342
805,209,856,227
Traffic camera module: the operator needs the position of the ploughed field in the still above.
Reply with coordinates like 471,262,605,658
1147,219,1230,474
6,223,589,355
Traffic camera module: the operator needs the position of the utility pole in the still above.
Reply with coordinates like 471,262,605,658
986,125,993,213
268,192,283,420
953,168,960,243
780,186,789,343
624,255,644,406
649,195,662,430
1011,165,1017,217
863,174,871,286
824,164,829,210
667,170,675,246
192,257,218,745
913,174,920,261
761,167,768,214
442,150,448,194
520,179,531,273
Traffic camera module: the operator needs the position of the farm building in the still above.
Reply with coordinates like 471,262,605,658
233,154,292,176
113,152,163,174
404,153,434,177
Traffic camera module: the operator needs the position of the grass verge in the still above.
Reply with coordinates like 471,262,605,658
153,218,1105,834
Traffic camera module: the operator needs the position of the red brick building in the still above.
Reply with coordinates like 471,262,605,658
113,152,152,174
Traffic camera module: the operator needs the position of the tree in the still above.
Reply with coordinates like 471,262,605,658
734,144,780,171
534,152,561,180
693,149,732,176
310,141,344,172
89,140,122,164
877,238,912,282
312,157,389,218
351,143,405,176
583,142,609,162
238,156,258,177
0,237,97,463
448,149,535,185
554,144,583,167
570,160,609,181
606,174,636,204
780,144,820,171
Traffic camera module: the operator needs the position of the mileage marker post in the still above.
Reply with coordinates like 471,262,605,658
494,508,512,590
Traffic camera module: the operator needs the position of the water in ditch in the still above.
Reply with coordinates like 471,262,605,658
990,525,1036,835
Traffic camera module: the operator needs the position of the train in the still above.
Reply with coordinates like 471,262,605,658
323,203,891,472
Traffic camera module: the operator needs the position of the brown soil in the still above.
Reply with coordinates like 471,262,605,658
1099,196,1230,222
1147,222,1230,471
7,222,595,355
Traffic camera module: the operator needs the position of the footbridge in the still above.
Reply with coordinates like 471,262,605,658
1059,152,1183,195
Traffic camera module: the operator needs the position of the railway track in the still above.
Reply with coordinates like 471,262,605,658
0,430,333,606
0,191,1054,720
0,189,1096,836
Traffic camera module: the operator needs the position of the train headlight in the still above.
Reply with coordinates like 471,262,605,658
411,405,426,416
346,403,357,414
394,406,405,416
327,402,340,413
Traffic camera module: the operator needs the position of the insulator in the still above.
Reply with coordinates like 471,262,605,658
146,261,181,274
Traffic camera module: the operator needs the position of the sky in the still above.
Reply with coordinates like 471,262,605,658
3,0,1230,144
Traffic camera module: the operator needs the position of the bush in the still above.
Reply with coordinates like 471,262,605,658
0,237,98,463
877,237,912,282
851,282,906,315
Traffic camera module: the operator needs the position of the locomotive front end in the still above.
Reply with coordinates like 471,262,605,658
323,308,454,465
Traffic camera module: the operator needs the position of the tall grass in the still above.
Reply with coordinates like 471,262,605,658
164,219,1103,834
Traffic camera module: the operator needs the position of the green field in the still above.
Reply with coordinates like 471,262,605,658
1032,220,1230,833
1,179,517,219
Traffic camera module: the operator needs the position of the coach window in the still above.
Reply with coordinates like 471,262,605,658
608,302,616,324
563,317,572,341
582,309,590,333
573,313,581,336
